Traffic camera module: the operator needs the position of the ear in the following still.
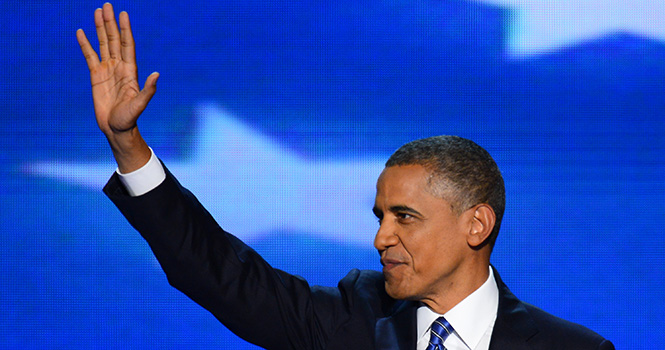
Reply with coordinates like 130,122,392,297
466,204,496,248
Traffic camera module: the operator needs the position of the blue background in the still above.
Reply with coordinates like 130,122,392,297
2,0,664,348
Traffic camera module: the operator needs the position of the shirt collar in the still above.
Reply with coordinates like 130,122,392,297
416,266,499,349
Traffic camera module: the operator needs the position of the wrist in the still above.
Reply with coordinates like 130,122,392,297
105,127,152,173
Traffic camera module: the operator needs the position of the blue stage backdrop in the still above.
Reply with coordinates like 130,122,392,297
2,1,664,348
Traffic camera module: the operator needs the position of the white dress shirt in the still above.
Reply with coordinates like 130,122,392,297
116,148,165,196
118,150,500,350
416,267,499,350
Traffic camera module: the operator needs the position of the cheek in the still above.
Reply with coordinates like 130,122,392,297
408,233,454,277
403,229,434,259
410,247,437,275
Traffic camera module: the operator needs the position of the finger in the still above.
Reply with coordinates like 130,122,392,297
119,11,136,64
102,3,121,59
94,8,109,61
130,72,160,116
76,29,100,69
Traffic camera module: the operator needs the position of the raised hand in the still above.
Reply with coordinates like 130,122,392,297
77,3,156,172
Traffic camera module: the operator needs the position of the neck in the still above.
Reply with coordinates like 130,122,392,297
421,260,490,314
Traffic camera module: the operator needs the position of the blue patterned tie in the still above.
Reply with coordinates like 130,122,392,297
425,316,454,350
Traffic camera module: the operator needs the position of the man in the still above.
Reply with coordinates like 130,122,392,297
78,4,614,349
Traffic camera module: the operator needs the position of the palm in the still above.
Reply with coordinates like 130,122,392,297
91,58,142,133
77,4,158,136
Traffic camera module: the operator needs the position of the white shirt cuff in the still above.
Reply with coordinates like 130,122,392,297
116,147,166,197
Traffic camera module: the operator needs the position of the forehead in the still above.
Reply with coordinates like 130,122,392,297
375,165,438,202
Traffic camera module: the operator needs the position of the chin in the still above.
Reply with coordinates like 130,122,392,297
384,281,416,301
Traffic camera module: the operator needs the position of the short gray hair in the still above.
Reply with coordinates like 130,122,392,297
385,135,505,249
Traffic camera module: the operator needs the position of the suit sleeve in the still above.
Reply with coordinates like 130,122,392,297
103,166,358,349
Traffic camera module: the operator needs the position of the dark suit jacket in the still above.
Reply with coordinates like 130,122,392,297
104,167,614,350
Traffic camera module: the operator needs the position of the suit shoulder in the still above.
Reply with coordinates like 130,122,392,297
338,269,385,293
523,302,614,349
334,269,395,315
493,268,613,349
336,269,386,297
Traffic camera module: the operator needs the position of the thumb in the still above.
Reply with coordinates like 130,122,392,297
131,72,160,116
141,72,160,101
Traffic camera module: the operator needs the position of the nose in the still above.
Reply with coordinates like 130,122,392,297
373,219,400,252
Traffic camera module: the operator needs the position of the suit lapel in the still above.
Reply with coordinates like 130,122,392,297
375,300,418,350
488,266,539,350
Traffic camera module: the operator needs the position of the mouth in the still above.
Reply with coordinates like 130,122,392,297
381,258,405,273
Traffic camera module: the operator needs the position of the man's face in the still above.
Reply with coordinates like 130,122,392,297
373,164,471,302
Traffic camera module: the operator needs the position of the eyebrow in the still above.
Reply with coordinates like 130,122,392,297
373,205,423,218
389,205,423,217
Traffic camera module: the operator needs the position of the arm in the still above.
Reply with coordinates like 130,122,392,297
82,5,375,348
77,3,157,173
104,168,364,349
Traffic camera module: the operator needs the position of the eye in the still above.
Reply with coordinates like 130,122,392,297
396,212,414,221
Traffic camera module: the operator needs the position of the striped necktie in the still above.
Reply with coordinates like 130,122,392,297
425,316,454,350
